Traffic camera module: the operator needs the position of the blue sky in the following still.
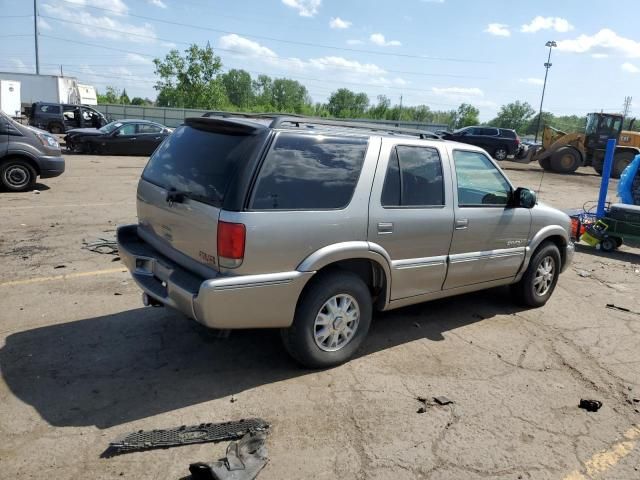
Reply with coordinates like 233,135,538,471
1,0,639,120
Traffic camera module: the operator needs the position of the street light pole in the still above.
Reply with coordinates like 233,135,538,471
534,40,557,143
34,0,40,74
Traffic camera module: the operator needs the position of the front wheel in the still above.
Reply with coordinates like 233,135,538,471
511,242,561,307
0,159,36,192
281,271,372,369
550,147,580,173
494,147,508,161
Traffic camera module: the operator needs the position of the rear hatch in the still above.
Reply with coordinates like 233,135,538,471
136,117,268,276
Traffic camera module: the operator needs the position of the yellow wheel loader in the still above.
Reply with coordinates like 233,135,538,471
523,113,640,178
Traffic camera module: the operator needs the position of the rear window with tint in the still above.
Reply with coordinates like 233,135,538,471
500,129,516,138
142,125,260,207
250,133,368,210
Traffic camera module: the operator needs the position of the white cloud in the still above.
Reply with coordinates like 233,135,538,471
432,87,484,98
521,16,574,33
147,0,167,8
485,23,510,37
592,53,609,59
346,39,364,45
519,77,544,86
37,18,52,31
557,29,640,58
60,0,128,15
219,34,277,58
41,1,158,43
369,33,402,47
329,17,351,29
308,56,386,76
281,0,321,17
126,53,153,65
622,62,640,73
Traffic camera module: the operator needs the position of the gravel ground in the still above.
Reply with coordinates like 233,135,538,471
1,154,639,479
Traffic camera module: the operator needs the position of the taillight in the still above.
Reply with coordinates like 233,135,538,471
217,221,245,268
516,136,521,145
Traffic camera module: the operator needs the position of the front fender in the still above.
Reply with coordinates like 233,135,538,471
517,225,570,279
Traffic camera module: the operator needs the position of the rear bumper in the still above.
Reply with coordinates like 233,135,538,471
116,224,313,329
37,155,65,178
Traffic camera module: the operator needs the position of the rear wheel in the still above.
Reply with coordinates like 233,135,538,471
281,271,372,369
600,237,618,252
612,151,635,179
0,159,36,192
48,122,64,134
511,242,561,307
550,147,580,173
592,156,604,175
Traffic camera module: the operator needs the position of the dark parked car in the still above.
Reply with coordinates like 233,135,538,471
65,119,171,155
28,102,108,134
1,110,64,191
442,126,520,160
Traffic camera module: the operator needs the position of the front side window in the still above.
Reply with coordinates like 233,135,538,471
453,150,511,207
251,134,368,210
40,105,61,114
382,145,444,207
138,124,163,134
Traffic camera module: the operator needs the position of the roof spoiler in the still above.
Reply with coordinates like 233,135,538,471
185,117,265,135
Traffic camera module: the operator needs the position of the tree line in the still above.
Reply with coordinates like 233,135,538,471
95,43,607,135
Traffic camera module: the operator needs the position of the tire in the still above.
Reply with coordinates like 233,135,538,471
0,159,37,192
612,151,635,179
281,270,372,369
538,156,552,171
550,147,580,174
48,122,64,134
600,237,617,252
494,146,508,161
511,242,561,308
592,157,604,175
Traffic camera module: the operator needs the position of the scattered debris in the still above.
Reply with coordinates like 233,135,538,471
576,270,591,278
579,399,602,412
114,292,122,296
606,304,640,316
434,396,453,406
230,396,237,403
54,265,66,269
106,418,269,455
82,238,118,255
33,190,40,194
189,430,269,480
416,397,428,414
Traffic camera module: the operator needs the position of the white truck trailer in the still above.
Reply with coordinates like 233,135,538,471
0,79,21,117
0,72,89,107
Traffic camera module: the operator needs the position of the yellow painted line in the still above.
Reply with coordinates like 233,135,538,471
563,425,640,479
0,267,127,287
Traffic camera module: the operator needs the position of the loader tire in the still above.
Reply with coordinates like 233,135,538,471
537,156,552,171
612,151,635,179
550,147,580,174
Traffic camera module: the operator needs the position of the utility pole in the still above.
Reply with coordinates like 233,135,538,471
60,65,63,76
398,94,403,121
534,40,557,143
34,0,40,74
623,96,632,117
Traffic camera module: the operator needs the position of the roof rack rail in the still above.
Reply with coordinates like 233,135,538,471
268,116,441,140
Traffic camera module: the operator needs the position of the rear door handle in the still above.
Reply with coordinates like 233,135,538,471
377,222,394,234
455,219,469,230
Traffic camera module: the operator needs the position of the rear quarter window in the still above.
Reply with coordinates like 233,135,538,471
39,105,61,114
500,130,516,138
250,133,368,210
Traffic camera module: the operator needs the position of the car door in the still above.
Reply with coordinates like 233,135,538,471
107,123,137,155
136,123,164,155
0,115,9,158
443,148,531,289
368,140,455,300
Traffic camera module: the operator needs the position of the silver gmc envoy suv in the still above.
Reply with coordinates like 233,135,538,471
117,115,574,368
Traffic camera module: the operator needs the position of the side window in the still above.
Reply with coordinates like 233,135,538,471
40,105,61,114
251,133,368,210
138,124,163,134
381,146,445,207
118,124,136,135
453,150,511,207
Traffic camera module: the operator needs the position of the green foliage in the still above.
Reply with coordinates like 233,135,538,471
454,103,480,129
490,101,535,131
96,86,120,104
220,69,253,109
130,97,153,106
120,88,130,105
327,88,370,118
153,44,228,109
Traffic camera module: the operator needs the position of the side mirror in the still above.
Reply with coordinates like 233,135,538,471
514,187,537,208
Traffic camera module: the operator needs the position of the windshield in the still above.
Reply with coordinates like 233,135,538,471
99,121,123,134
